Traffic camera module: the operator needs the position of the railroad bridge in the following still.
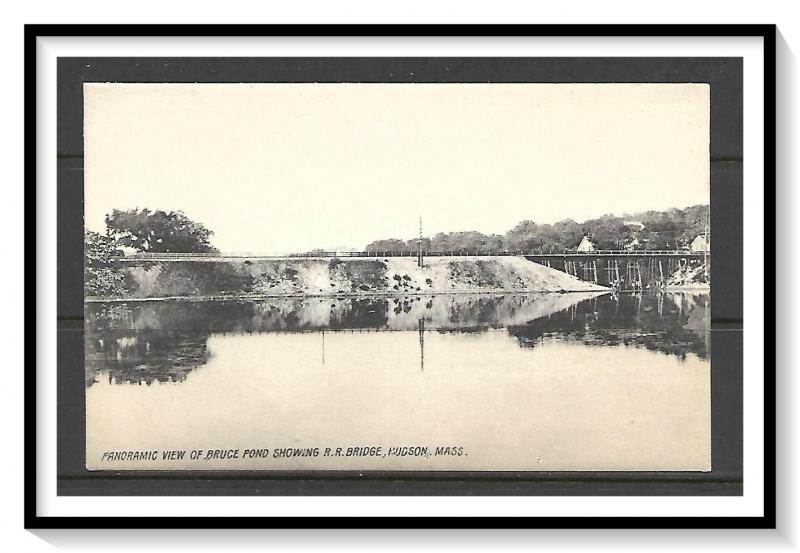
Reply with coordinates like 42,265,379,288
523,250,708,288
117,249,709,289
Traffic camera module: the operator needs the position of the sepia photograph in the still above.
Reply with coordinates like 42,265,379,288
83,82,712,472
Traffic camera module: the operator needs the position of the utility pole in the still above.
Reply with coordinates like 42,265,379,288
417,216,423,268
704,213,710,281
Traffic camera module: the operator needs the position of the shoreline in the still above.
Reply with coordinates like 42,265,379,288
85,288,612,303
80,286,713,304
662,285,710,292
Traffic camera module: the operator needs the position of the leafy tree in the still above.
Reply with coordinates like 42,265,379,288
404,237,432,252
550,219,583,251
504,221,542,253
429,232,452,252
105,208,218,253
582,214,627,249
84,230,126,296
362,205,709,254
364,238,411,253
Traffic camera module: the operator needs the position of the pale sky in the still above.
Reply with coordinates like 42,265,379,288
84,82,709,254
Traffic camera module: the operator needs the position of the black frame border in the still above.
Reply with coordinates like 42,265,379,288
26,24,777,529
54,57,746,498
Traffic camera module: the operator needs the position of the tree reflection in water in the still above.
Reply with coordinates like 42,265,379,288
85,305,211,387
506,292,709,361
85,291,709,387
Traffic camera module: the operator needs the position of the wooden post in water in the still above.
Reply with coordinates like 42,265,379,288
418,317,425,372
637,261,643,290
633,259,642,290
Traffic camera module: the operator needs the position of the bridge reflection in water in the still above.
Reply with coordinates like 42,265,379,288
85,291,709,387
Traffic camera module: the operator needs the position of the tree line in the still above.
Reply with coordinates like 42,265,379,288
85,208,217,296
364,204,709,254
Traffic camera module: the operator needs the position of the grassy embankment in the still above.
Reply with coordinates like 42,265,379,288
94,256,608,301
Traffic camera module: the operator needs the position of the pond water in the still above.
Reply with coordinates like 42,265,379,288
85,291,710,471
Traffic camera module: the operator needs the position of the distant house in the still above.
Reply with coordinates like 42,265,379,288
690,234,710,252
576,236,595,252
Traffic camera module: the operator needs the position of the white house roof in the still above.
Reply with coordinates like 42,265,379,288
577,236,594,251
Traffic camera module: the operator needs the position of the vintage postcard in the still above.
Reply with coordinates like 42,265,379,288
84,82,710,471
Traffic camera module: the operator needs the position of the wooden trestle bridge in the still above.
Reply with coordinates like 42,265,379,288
523,250,708,288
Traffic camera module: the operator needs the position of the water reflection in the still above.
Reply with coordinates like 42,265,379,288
508,292,709,360
85,291,709,387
